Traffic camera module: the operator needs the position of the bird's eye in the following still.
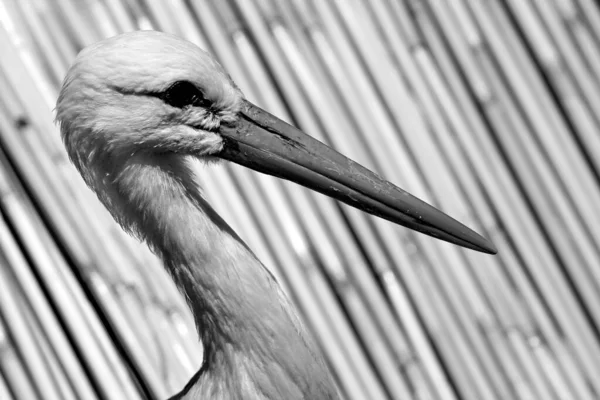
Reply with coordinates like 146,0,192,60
161,81,210,109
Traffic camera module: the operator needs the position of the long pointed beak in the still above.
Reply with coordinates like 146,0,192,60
217,99,496,254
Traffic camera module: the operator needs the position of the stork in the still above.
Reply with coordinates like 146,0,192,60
55,31,495,400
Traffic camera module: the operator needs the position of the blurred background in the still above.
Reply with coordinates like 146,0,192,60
1,0,600,399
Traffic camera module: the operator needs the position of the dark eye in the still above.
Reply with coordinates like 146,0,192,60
161,81,210,109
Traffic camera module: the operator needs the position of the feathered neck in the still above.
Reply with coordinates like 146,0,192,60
102,153,338,399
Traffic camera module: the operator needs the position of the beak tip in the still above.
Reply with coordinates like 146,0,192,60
480,241,498,255
471,236,498,255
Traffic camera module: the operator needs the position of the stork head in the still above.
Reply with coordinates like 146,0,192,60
56,30,240,161
56,30,496,254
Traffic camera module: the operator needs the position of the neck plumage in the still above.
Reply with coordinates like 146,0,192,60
105,153,337,399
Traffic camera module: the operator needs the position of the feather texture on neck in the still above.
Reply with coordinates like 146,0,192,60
102,153,337,399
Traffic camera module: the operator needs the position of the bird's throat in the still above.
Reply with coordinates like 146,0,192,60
112,154,291,333
109,154,334,398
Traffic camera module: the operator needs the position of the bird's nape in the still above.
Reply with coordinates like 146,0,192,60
217,99,497,254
